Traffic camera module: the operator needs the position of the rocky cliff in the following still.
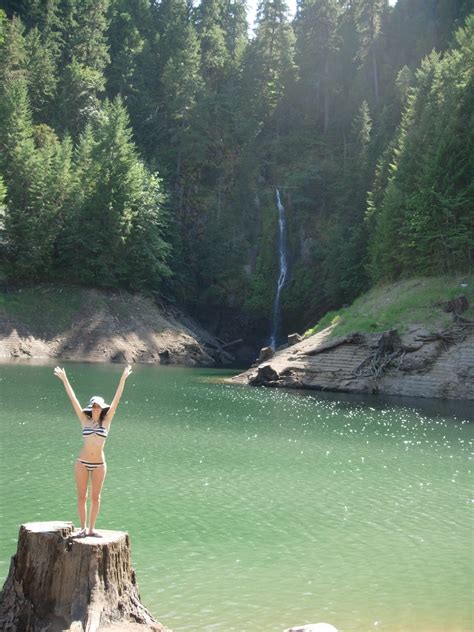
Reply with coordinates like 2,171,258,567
230,319,474,400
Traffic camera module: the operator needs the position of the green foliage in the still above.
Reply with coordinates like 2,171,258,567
0,72,73,279
25,26,58,120
0,1,471,345
306,276,474,338
0,285,84,333
64,98,171,289
242,0,296,122
369,16,474,281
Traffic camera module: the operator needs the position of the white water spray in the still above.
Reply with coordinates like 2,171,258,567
270,188,288,349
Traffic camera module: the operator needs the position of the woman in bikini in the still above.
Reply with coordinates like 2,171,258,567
54,364,132,537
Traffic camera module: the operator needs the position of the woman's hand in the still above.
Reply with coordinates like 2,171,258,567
54,366,67,382
121,364,132,381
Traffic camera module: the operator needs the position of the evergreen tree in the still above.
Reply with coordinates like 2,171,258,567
0,13,27,83
0,0,471,339
294,0,340,131
0,76,73,278
369,16,474,279
25,26,58,121
245,0,296,119
354,0,388,105
222,0,247,66
70,98,171,288
105,0,147,99
55,0,110,136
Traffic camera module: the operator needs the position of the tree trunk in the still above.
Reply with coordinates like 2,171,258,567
371,47,379,105
343,131,347,176
0,522,170,632
323,59,329,133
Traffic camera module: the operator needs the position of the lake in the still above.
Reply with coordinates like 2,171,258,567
0,362,472,631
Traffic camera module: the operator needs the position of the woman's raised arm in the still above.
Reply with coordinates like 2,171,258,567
54,367,86,422
104,364,132,423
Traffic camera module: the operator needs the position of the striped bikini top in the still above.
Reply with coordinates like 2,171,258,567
82,425,108,439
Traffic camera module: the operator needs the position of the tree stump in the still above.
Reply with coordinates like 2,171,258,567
287,333,302,346
0,522,170,632
256,346,274,364
248,364,280,386
376,329,402,355
443,295,469,314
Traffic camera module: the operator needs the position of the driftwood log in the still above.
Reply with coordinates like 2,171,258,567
0,522,170,632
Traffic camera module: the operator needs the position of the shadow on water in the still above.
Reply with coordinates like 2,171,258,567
286,388,474,423
206,368,474,423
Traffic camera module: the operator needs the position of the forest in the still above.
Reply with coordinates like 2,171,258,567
0,0,472,346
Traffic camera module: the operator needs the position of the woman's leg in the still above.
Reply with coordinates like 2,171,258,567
88,463,107,535
74,460,89,531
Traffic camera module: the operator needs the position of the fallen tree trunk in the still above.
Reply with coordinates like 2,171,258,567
0,521,170,632
220,338,243,350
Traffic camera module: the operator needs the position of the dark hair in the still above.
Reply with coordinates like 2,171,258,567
85,407,109,423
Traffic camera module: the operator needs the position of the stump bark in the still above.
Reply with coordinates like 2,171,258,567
0,522,170,632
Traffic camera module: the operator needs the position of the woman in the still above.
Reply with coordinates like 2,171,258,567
54,364,132,537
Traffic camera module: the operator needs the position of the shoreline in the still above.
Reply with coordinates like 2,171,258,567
227,323,474,401
0,286,234,368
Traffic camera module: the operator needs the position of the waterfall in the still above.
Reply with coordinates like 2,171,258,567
270,188,288,349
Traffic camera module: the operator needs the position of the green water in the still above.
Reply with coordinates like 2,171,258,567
0,362,472,632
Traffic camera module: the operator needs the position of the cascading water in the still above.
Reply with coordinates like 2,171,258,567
270,188,288,349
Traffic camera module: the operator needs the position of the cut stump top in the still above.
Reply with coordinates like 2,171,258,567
22,521,128,544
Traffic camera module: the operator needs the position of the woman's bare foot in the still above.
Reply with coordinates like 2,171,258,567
73,528,87,538
87,531,102,538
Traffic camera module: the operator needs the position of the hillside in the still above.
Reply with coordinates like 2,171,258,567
0,6,471,346
0,285,233,366
305,276,474,337
231,277,474,400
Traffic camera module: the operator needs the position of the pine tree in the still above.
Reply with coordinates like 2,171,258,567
294,0,340,131
245,0,296,119
25,26,58,121
354,0,388,105
71,98,171,288
222,0,247,66
0,13,27,84
105,0,147,98
55,0,110,136
0,76,72,278
368,16,474,279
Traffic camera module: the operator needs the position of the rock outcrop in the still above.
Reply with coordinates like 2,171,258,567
0,522,170,632
230,320,474,400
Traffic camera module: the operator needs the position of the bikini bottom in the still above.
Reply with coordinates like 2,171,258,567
78,459,105,472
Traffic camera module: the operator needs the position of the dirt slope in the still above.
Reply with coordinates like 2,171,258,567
0,286,232,366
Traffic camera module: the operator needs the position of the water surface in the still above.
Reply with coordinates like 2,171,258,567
0,362,472,631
